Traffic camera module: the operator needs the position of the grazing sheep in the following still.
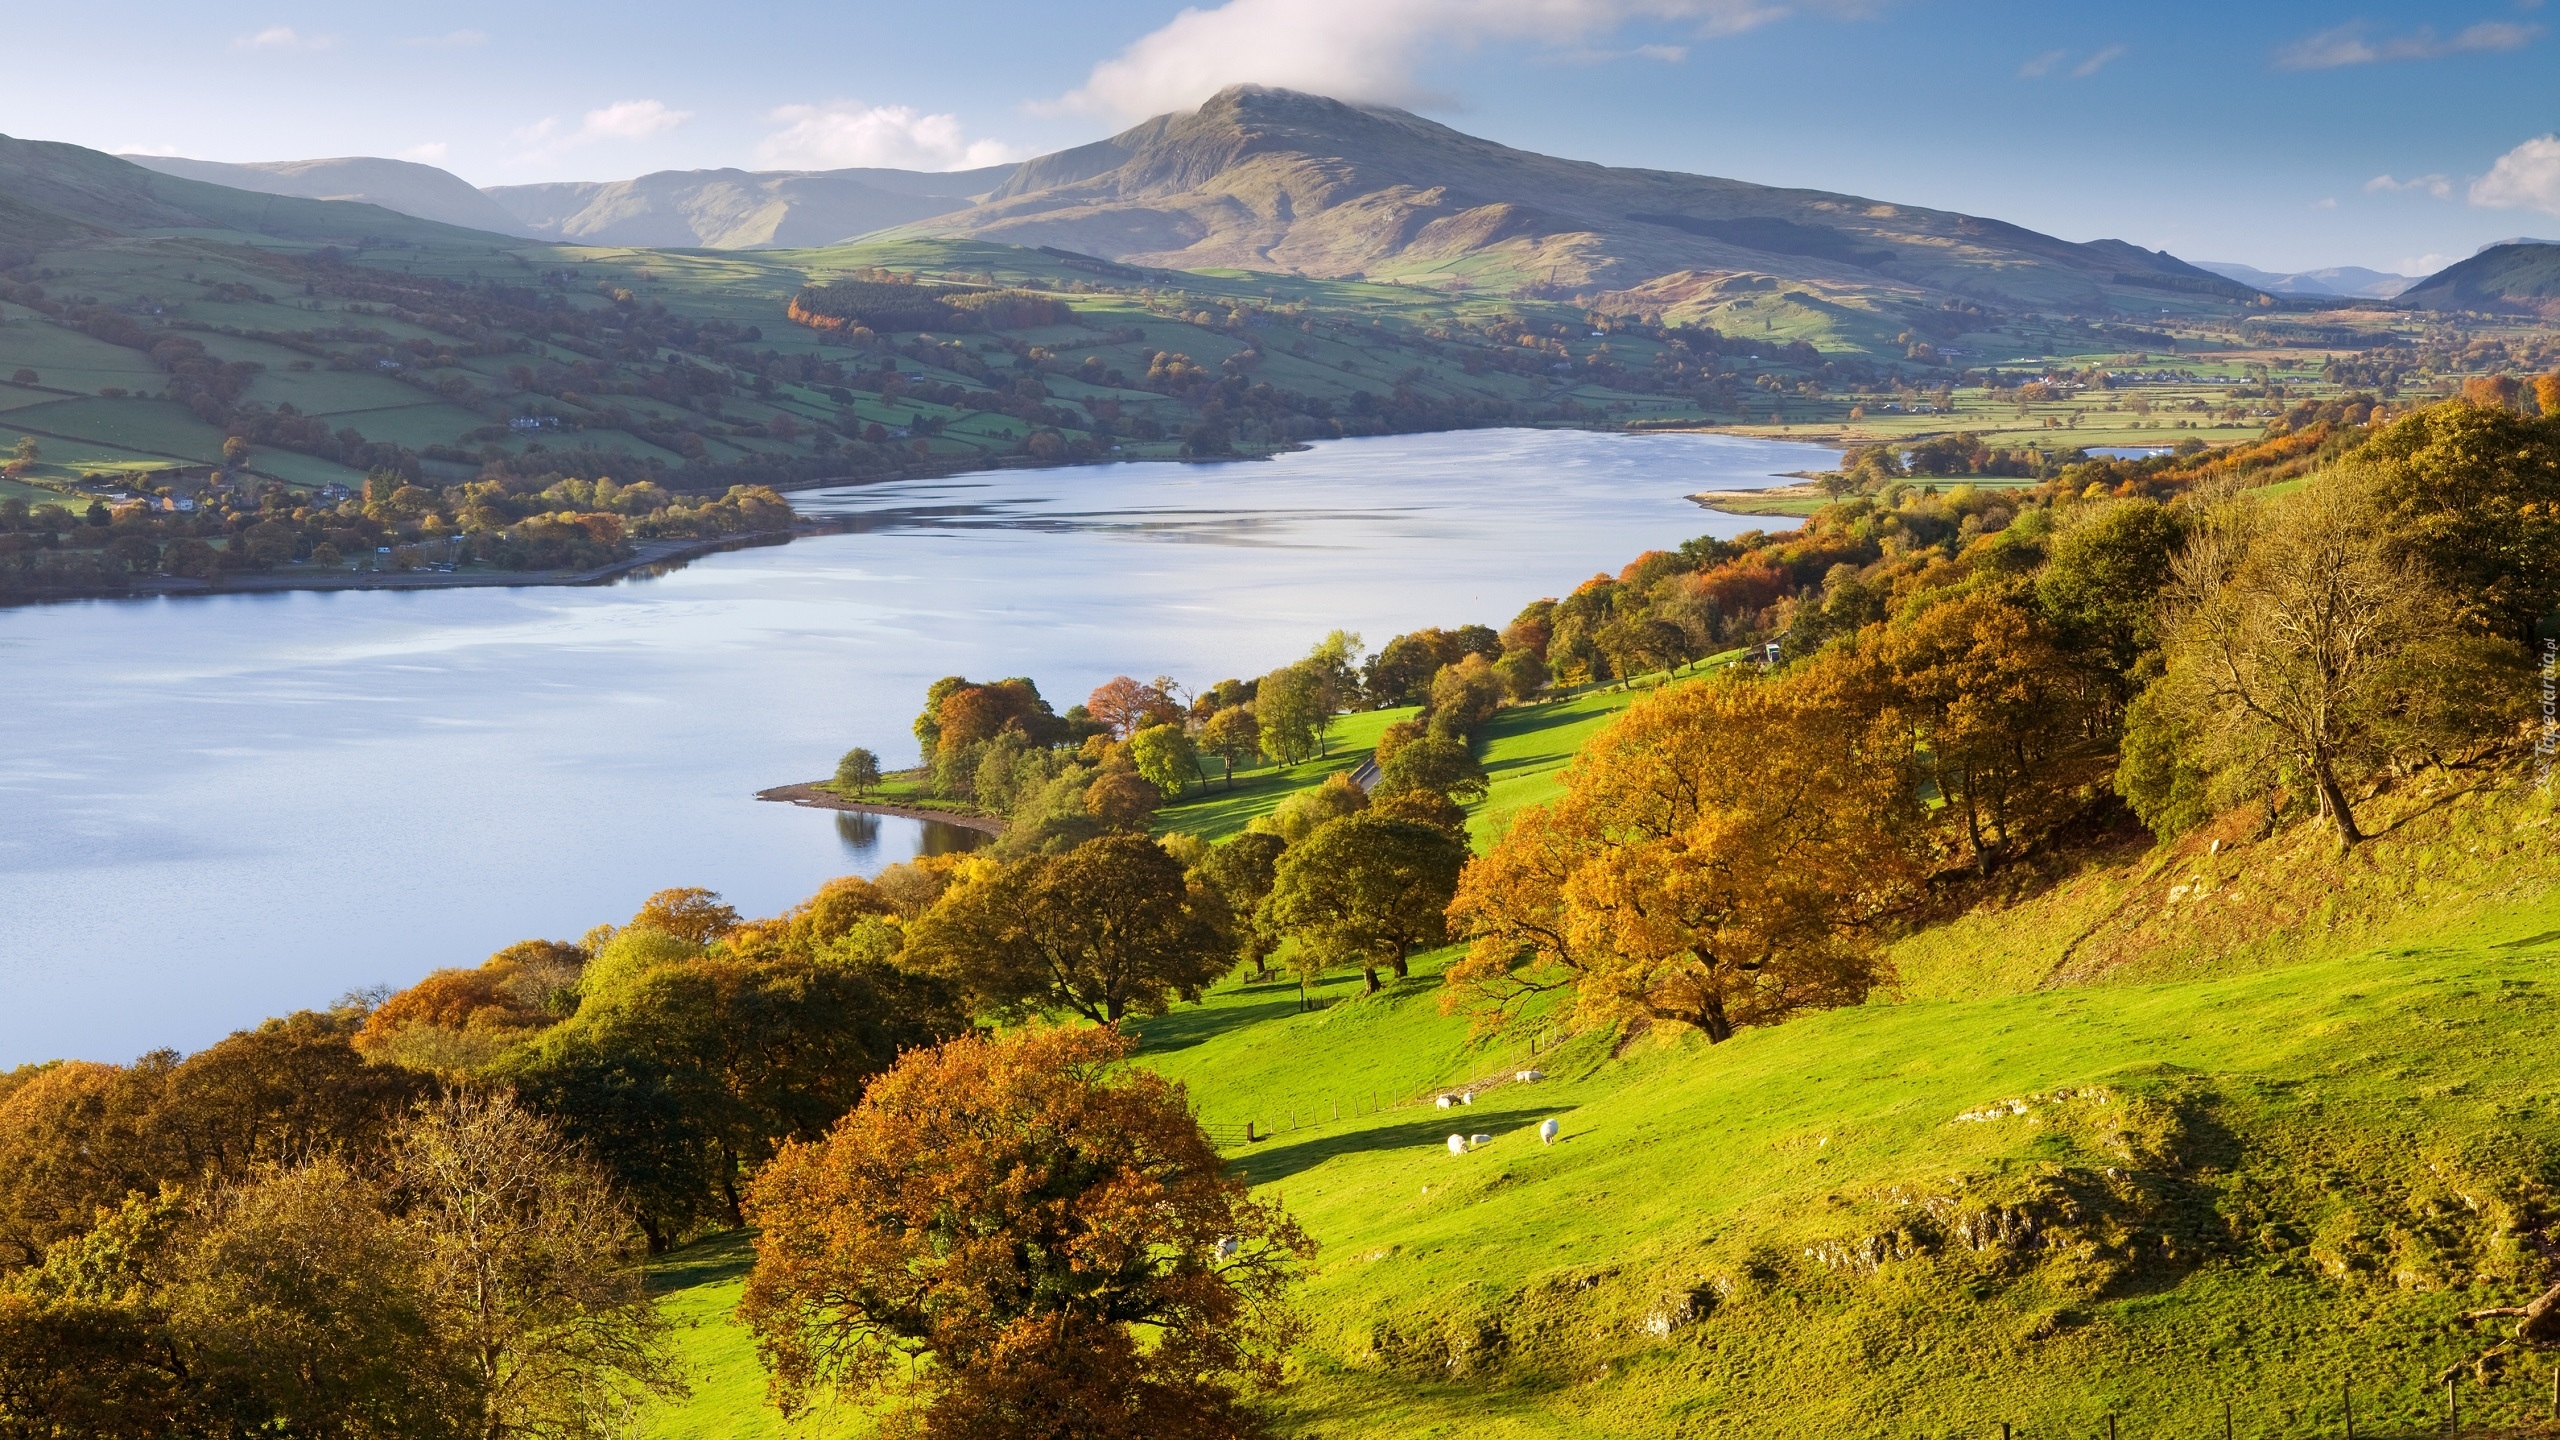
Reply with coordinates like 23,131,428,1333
1516,1069,1544,1083
1471,1133,1492,1148
1460,1090,1474,1105
1540,1118,1560,1145
1436,1095,1455,1109
1446,1134,1467,1155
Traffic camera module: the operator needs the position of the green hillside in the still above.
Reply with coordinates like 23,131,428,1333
641,664,2560,1439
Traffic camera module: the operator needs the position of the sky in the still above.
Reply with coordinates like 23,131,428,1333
7,1,2560,276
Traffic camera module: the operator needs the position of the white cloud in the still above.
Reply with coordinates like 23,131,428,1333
2017,48,2066,78
578,100,690,141
2313,197,2338,209
1051,0,1830,119
2399,253,2457,276
399,142,451,164
2469,134,2560,216
510,100,692,164
756,103,1023,172
2071,43,2126,77
405,29,488,48
2364,172,2453,199
2274,19,2538,70
233,25,334,51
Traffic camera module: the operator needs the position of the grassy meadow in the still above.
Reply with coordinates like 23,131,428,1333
643,663,2560,1439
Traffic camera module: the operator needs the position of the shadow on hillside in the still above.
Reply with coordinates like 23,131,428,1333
647,1228,754,1295
1478,703,1601,769
1127,984,1311,1057
1225,1103,1548,1185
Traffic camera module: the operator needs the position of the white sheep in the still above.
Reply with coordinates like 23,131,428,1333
1446,1133,1467,1155
1516,1069,1544,1083
1460,1090,1474,1105
1435,1095,1455,1109
1470,1133,1492,1148
1540,1118,1560,1145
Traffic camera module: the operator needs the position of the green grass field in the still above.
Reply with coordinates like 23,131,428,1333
642,671,2560,1438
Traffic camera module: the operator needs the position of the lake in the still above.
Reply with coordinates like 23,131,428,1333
0,428,1832,1064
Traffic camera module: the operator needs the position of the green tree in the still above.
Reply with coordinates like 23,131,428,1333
1262,814,1467,993
1127,723,1199,799
1426,654,1506,738
1198,706,1261,787
2358,402,2560,645
1253,663,1325,766
833,747,881,796
2035,498,2187,717
1193,831,1287,977
1377,734,1488,804
906,835,1233,1023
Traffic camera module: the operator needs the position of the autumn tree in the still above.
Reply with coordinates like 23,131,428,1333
1446,667,1922,1042
905,835,1233,1023
1425,653,1506,738
1199,706,1262,787
1085,676,1179,740
2147,470,2525,846
1263,814,1468,993
1870,589,2094,874
628,887,740,945
396,1093,682,1439
739,1024,1311,1439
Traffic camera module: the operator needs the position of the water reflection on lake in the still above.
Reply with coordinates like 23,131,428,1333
0,428,1829,1063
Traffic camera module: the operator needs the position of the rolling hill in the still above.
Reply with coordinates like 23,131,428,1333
0,134,517,250
483,163,1012,249
118,153,535,238
915,85,2255,323
2397,241,2560,313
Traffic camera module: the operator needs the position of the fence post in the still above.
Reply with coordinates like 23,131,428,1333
2108,1416,2117,1440
2344,1382,2354,1440
2224,1398,2233,1440
2000,1424,2010,1440
2448,1373,2458,1433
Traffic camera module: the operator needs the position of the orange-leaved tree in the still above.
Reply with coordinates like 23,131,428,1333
1445,662,1922,1042
739,1024,1312,1440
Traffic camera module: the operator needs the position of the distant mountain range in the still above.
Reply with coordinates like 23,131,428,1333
91,86,2253,329
2192,260,2418,300
51,89,2560,326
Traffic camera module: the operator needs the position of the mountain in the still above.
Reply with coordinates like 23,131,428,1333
0,133,518,251
917,85,2252,320
482,164,1011,249
2397,242,2560,312
2192,259,2417,300
117,154,534,237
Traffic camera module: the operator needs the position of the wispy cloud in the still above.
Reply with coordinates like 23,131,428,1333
2365,172,2454,198
2274,19,2538,70
512,100,692,163
2313,196,2339,209
404,29,487,48
2017,44,2124,79
233,25,334,51
2400,252,2456,276
2071,43,2127,76
756,103,1023,172
2469,134,2560,216
1049,0,1855,119
399,142,451,164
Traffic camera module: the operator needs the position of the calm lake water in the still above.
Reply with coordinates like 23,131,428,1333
0,428,1832,1064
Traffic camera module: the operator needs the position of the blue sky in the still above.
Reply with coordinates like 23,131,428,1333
8,1,2559,275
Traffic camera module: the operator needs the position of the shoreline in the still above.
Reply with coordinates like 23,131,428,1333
1,528,799,609
754,782,1006,836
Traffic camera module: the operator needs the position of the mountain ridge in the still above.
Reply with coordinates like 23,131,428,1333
118,154,535,237
915,85,2254,321
483,164,1013,249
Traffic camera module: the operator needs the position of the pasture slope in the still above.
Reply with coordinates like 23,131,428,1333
644,680,2560,1440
